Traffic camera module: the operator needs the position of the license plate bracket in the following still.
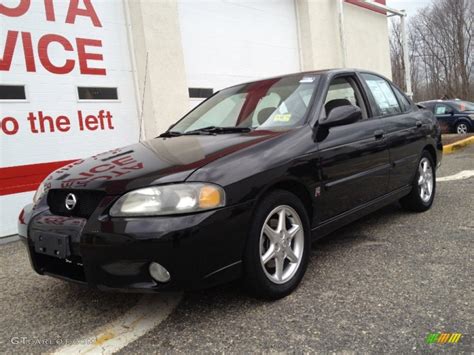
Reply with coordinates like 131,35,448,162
33,232,71,259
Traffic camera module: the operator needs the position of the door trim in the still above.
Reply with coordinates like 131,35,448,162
312,185,411,240
325,163,391,189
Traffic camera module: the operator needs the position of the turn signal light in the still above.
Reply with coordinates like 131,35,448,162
199,186,223,208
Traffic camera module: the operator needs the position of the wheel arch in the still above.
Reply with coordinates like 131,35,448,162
423,144,437,167
255,178,314,225
454,117,472,128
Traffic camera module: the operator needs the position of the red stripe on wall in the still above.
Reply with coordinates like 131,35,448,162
0,160,77,196
345,0,386,15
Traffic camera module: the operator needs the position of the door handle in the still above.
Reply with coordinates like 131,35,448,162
416,121,422,128
374,129,385,139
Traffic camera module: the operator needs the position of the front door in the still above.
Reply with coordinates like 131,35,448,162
317,75,391,221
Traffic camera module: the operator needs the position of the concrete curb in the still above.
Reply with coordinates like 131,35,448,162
443,136,474,154
0,235,20,245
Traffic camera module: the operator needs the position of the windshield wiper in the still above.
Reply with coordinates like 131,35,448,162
159,126,252,138
158,131,183,138
184,126,252,135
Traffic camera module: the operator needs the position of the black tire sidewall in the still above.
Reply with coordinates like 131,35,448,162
244,190,311,299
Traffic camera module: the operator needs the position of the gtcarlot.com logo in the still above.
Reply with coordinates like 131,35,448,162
10,336,95,346
426,333,463,344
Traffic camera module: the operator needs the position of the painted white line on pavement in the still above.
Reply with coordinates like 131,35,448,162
53,292,182,355
437,170,474,182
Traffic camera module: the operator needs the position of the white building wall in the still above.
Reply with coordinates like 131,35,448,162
296,0,391,78
126,0,190,139
0,0,140,236
344,1,392,78
177,0,301,93
296,0,344,70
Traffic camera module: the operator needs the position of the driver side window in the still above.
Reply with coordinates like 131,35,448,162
324,77,367,119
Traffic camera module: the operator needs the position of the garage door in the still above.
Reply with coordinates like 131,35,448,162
178,0,301,107
0,0,139,236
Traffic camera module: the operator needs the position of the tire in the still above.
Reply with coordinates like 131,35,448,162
400,151,436,212
243,190,310,299
455,121,469,134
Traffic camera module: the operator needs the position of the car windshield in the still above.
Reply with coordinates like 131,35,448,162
170,74,320,134
451,100,474,112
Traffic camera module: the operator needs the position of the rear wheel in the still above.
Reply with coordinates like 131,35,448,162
455,122,469,134
400,151,436,212
243,190,310,299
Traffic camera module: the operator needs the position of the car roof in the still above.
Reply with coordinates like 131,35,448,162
418,99,464,105
223,68,386,89
265,68,386,79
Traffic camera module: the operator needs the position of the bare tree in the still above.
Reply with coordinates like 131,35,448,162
390,0,473,102
390,18,405,91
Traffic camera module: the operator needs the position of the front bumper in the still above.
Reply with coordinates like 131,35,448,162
19,200,254,292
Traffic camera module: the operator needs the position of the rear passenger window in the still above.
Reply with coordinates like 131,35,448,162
361,74,401,116
392,85,411,112
434,104,450,115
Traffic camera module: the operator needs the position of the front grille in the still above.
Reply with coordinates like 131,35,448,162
47,189,106,218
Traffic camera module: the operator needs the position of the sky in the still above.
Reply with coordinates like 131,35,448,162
386,0,434,17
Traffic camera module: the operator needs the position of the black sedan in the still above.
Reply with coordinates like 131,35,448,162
19,69,442,299
418,99,474,134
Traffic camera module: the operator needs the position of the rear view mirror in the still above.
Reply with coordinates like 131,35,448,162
320,105,362,128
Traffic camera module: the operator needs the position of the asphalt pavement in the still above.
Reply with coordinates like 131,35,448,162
1,145,472,354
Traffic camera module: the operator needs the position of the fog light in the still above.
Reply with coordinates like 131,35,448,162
149,262,171,283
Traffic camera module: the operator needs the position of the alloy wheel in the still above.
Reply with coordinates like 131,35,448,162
418,157,433,203
456,123,468,134
259,205,304,284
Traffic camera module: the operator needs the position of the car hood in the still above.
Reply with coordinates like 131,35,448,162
44,130,285,194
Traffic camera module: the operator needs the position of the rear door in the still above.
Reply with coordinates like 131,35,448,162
359,73,425,191
317,74,390,221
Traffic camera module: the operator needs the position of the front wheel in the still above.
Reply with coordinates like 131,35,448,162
400,151,436,212
243,190,310,299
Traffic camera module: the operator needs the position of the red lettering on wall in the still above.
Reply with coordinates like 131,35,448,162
38,34,75,74
21,32,36,72
0,31,18,71
0,0,30,17
65,0,102,28
0,117,20,135
44,0,55,21
76,38,106,75
56,116,71,132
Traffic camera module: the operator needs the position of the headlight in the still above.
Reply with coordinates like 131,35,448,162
33,180,47,204
109,183,226,217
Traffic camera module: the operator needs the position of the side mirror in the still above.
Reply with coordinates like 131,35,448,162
320,105,362,128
